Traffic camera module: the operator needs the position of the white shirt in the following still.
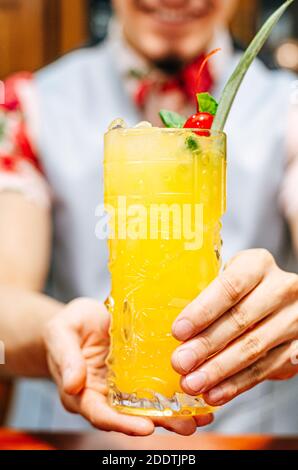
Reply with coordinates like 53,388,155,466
2,30,298,433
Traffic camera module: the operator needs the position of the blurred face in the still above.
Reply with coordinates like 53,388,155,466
112,0,238,63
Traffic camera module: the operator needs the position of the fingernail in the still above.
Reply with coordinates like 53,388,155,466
176,349,197,372
173,319,194,340
185,371,207,393
206,387,224,403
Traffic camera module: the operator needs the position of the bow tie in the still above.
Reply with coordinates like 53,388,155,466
132,54,214,109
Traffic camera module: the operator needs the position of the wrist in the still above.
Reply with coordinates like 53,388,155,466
0,285,63,378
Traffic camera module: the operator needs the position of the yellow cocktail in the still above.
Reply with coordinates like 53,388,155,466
104,127,226,416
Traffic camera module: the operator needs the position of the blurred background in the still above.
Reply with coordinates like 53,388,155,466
0,0,297,81
0,0,297,427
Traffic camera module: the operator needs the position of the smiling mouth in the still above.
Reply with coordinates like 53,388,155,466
139,4,211,26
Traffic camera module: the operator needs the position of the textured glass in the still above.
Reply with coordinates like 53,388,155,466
104,128,226,416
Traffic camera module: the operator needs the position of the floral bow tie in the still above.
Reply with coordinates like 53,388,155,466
130,54,214,109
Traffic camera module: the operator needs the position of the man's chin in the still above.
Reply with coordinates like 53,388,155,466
127,31,211,67
150,46,207,69
153,56,186,74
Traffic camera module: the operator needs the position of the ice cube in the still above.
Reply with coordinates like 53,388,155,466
108,118,128,131
134,121,153,129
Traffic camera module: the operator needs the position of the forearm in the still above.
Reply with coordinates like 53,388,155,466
0,285,63,378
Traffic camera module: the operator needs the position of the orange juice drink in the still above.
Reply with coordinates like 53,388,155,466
104,127,226,416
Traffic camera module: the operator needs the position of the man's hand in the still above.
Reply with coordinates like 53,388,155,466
44,298,213,436
171,249,298,406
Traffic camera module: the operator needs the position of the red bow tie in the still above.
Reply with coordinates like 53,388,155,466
134,54,214,109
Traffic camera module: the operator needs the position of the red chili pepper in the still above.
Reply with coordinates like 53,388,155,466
183,48,220,136
195,48,221,104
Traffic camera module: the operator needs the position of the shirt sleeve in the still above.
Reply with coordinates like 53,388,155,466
0,73,51,208
279,104,298,220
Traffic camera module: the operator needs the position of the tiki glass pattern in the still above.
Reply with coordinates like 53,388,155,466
104,127,226,416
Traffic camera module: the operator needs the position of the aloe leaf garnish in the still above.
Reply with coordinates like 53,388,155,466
212,0,295,132
158,1,295,134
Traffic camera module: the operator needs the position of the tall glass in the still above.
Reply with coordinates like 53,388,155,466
104,127,226,416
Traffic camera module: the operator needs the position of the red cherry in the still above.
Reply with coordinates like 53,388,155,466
184,112,214,136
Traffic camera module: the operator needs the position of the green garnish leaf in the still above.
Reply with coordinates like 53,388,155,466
197,92,218,116
159,109,186,128
212,0,295,132
186,135,201,152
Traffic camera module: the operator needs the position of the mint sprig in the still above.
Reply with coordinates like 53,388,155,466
197,92,218,115
159,109,186,128
186,135,201,152
212,0,295,131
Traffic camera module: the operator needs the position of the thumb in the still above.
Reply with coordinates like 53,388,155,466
60,330,87,395
45,319,87,395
